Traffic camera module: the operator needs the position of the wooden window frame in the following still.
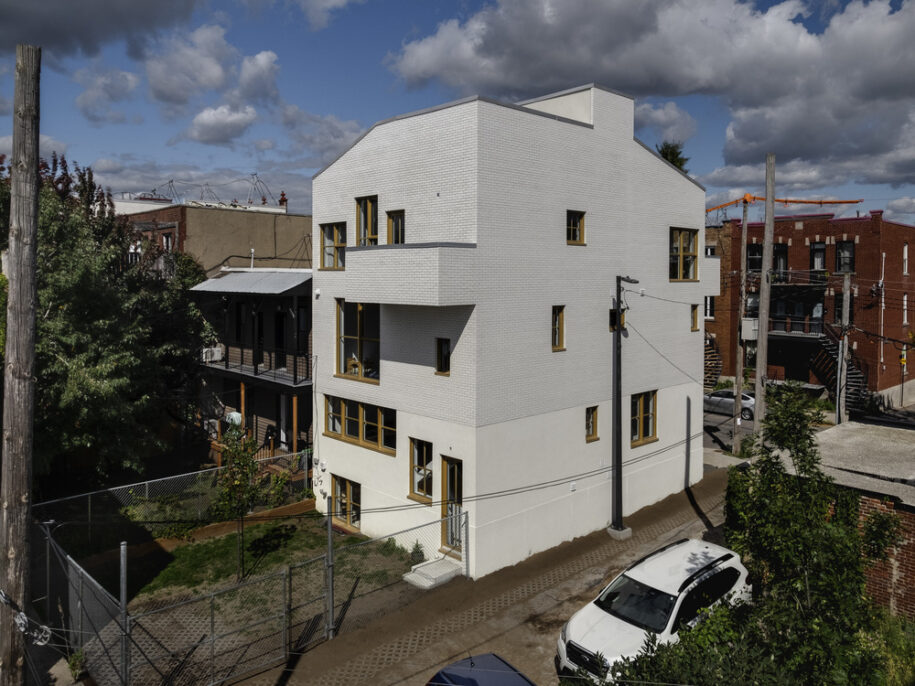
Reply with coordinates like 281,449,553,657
669,228,698,281
336,299,380,382
435,337,451,376
746,244,763,272
332,475,361,530
567,210,586,245
387,210,405,244
836,240,855,273
630,390,658,447
691,304,699,331
324,395,396,455
321,222,346,270
409,438,433,503
356,196,378,246
810,242,826,272
552,305,565,351
586,406,599,442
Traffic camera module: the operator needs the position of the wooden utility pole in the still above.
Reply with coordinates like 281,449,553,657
753,154,775,426
731,199,750,450
0,44,41,686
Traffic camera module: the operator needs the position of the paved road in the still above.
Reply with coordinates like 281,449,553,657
703,409,755,453
240,462,734,686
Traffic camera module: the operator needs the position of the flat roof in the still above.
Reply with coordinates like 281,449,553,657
190,268,312,296
813,422,915,506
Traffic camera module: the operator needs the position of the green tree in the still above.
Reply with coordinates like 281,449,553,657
655,140,689,172
0,155,212,491
594,383,903,685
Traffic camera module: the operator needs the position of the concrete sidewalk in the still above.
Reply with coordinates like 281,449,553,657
241,450,741,686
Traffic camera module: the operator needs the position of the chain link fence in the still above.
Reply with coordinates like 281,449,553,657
30,502,468,685
32,451,312,561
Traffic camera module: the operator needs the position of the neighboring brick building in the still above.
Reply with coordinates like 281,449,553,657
310,84,717,578
706,211,914,408
117,198,312,276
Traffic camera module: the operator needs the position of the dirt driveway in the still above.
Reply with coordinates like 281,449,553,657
240,464,732,686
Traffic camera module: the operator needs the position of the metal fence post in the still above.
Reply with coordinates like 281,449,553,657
282,566,290,660
120,541,129,686
325,496,335,639
463,512,470,577
45,527,51,621
87,493,92,545
209,594,215,684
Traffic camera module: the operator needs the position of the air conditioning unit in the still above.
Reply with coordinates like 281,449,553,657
202,346,224,363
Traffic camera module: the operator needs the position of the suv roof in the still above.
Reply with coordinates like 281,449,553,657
625,539,737,596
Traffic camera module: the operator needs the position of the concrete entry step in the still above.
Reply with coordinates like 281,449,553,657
403,556,462,589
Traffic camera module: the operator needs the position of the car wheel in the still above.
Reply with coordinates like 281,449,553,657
741,408,753,421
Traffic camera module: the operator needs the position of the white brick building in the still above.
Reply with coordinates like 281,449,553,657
311,85,718,578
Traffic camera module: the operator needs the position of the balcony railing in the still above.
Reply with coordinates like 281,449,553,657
768,316,824,336
202,343,312,385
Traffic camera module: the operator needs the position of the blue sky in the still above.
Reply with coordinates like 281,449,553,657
2,0,915,223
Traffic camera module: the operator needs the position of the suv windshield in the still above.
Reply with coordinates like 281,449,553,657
593,574,676,633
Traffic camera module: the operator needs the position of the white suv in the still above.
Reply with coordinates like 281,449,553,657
556,538,751,679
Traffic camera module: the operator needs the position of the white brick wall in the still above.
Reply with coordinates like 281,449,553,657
312,86,708,578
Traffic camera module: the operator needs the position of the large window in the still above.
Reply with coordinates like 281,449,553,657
567,210,585,245
325,396,396,454
631,390,657,447
321,222,346,269
586,406,599,442
903,293,908,325
356,196,378,246
410,438,433,502
387,210,405,244
552,306,565,351
773,244,788,279
836,241,855,272
669,228,698,281
904,243,909,275
337,300,380,380
332,475,361,529
833,293,855,325
747,244,763,272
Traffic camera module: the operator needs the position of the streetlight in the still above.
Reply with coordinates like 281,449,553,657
610,275,638,538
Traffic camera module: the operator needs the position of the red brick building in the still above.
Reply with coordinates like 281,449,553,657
705,210,914,409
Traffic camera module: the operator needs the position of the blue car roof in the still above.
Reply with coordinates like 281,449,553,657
426,653,537,686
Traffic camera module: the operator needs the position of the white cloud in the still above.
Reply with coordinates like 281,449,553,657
74,65,140,124
635,102,697,144
390,0,915,190
146,25,237,107
0,0,200,59
281,104,363,167
183,104,258,145
231,51,280,105
291,0,366,29
0,134,68,160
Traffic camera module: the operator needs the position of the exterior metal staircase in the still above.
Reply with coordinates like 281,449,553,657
810,324,868,414
704,337,723,391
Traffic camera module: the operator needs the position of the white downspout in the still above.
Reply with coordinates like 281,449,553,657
880,252,886,366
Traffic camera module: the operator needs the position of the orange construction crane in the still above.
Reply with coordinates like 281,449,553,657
706,192,862,214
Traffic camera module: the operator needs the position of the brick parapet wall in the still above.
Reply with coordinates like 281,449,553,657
860,494,915,619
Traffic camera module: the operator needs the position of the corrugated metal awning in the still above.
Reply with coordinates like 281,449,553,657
190,269,312,296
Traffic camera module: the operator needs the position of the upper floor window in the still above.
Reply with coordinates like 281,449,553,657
388,210,405,244
833,293,855,325
552,306,565,351
410,438,433,502
325,395,396,454
904,293,909,325
705,245,716,257
162,232,173,252
436,338,451,375
773,244,788,277
691,304,699,331
836,241,855,273
704,296,715,319
337,300,380,381
332,475,361,529
356,195,378,246
904,243,909,275
321,222,346,269
669,228,697,281
586,406,598,442
631,390,657,447
810,242,826,271
747,244,763,272
567,210,585,245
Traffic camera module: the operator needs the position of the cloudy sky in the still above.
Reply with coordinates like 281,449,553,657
1,0,914,221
